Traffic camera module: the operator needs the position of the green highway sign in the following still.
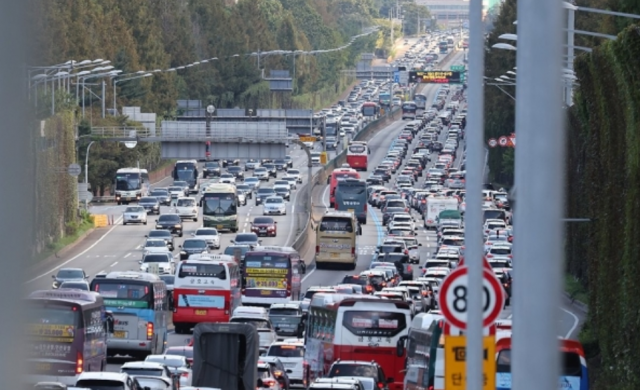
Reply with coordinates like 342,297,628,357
451,65,465,72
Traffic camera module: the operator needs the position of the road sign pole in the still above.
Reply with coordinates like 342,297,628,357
513,0,564,389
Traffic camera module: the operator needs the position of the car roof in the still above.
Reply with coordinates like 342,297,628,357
122,361,167,369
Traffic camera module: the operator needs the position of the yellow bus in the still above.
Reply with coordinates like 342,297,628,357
314,210,362,270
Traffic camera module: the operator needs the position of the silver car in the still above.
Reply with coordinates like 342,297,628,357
263,196,286,215
192,228,220,249
123,206,148,225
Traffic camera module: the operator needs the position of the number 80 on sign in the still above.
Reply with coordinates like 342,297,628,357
438,266,505,330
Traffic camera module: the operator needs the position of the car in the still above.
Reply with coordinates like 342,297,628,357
259,356,292,390
268,302,305,338
223,245,253,262
179,238,209,260
263,163,278,178
232,232,261,247
120,361,179,390
175,197,198,222
130,376,174,390
286,169,302,183
164,346,194,365
256,187,276,206
202,161,222,178
236,189,247,206
325,136,338,149
145,354,193,387
273,159,288,171
143,238,172,255
228,165,245,180
244,177,261,191
273,185,291,201
168,186,184,200
254,167,270,181
251,217,277,237
219,173,236,184
138,196,161,215
263,196,286,215
274,179,294,191
146,230,175,251
327,360,390,390
139,252,175,274
192,227,220,249
123,205,148,225
150,188,171,206
245,159,261,171
76,372,140,390
155,214,184,237
58,280,90,291
173,181,190,196
236,184,253,199
257,361,284,390
281,175,298,190
284,155,293,168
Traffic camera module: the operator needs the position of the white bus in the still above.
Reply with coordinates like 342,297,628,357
114,168,150,205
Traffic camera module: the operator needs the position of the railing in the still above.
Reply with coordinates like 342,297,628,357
91,127,152,138
90,124,289,142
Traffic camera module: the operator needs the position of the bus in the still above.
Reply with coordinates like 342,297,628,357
414,93,428,110
361,102,380,118
402,101,418,120
202,183,238,232
89,271,168,360
173,160,199,194
114,168,150,205
446,36,455,48
305,294,412,390
379,92,392,107
495,336,589,390
241,246,305,305
438,41,448,54
335,179,368,224
328,167,360,208
26,290,114,386
172,255,242,334
315,210,361,270
346,141,368,171
325,119,340,138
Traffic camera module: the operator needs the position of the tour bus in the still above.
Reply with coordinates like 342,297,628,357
346,141,369,171
379,92,392,107
402,101,418,120
315,210,362,270
325,118,340,138
495,336,589,390
335,178,368,224
241,246,306,305
90,272,168,359
172,255,242,334
328,167,360,208
26,290,114,386
414,93,428,110
305,293,412,390
173,159,199,194
446,36,455,48
114,168,150,205
361,101,380,118
201,183,238,232
438,41,448,54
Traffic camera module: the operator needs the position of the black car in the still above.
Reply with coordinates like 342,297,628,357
366,175,384,186
150,189,171,206
373,168,391,182
379,253,413,281
227,166,245,180
273,159,288,171
146,230,175,251
138,196,160,214
203,161,222,178
223,159,240,167
179,238,209,260
255,187,276,206
155,214,183,237
263,163,277,178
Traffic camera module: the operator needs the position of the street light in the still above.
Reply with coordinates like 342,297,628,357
79,70,122,117
112,73,153,115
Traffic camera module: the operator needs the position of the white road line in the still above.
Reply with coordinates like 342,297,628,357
507,314,513,319
322,185,329,210
561,308,580,339
301,267,316,283
136,245,142,249
110,261,118,267
25,215,124,284
124,252,131,258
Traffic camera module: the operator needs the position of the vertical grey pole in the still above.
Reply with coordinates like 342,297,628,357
113,79,117,115
566,7,575,106
465,0,485,389
85,141,95,210
513,0,564,389
101,80,106,118
82,78,85,117
51,77,55,115
75,77,80,105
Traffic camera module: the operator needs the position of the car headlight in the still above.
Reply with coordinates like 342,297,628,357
156,225,162,229
175,224,181,228
181,251,187,254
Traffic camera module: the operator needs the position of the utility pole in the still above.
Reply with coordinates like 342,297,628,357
101,80,106,118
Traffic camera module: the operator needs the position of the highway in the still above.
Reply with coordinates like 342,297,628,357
23,50,583,372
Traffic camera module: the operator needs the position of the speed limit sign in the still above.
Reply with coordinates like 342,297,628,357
438,265,505,330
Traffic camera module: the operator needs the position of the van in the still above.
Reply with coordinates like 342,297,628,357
230,307,276,354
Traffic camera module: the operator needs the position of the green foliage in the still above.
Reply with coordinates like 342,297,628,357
397,3,431,36
483,0,517,186
566,23,640,388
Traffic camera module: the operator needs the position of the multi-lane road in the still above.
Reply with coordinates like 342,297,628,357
24,51,583,371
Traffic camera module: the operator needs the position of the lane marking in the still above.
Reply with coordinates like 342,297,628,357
110,261,118,267
561,308,580,339
25,215,124,284
123,253,131,258
301,267,316,283
322,185,329,210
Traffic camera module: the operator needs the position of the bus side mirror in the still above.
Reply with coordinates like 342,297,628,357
105,312,114,333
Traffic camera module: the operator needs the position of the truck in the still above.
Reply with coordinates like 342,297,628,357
423,197,459,229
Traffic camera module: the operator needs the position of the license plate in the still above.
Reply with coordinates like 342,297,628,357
195,309,207,316
113,330,128,339
217,225,223,229
331,253,340,259
348,209,354,213
36,363,51,371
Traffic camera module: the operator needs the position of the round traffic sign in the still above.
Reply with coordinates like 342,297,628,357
67,163,82,177
487,138,498,148
498,136,508,147
438,266,505,330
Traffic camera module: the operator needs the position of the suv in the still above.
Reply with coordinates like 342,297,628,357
203,161,221,178
265,340,306,388
327,360,390,390
155,214,184,237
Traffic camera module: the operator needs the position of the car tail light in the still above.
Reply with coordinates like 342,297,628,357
181,371,190,377
315,245,319,254
262,379,277,387
487,254,494,258
76,352,83,374
351,247,355,256
225,297,230,315
377,382,384,389
147,322,154,340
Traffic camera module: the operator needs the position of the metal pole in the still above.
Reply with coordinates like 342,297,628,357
513,0,564,389
566,7,575,106
101,80,106,118
81,78,85,117
51,76,55,115
465,0,485,388
85,141,95,209
75,77,79,105
113,79,117,115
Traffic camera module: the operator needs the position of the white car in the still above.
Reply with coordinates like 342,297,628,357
143,239,171,255
145,354,193,387
263,196,286,215
123,206,148,225
303,141,315,149
219,173,236,184
254,168,270,181
237,190,247,206
390,213,416,231
286,169,302,183
192,228,220,249
244,176,261,191
139,252,174,274
274,179,294,191
282,175,298,190
264,340,306,387
175,197,198,222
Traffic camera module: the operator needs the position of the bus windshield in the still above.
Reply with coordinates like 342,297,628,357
203,193,237,216
178,263,227,279
348,144,366,154
27,302,82,330
341,310,407,337
337,182,366,195
176,169,195,181
93,282,151,308
116,174,140,191
319,217,353,232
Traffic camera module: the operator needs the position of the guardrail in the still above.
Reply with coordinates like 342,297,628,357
90,126,288,142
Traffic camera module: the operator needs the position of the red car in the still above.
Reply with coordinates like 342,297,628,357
250,217,277,237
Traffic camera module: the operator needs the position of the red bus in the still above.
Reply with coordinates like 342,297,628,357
172,255,241,334
328,167,360,208
241,246,305,305
305,293,412,390
361,101,380,117
346,141,369,171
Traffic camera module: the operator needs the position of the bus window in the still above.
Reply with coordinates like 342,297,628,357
320,217,353,232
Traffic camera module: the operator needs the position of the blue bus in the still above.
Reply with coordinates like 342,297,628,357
90,271,168,360
402,101,418,120
335,178,368,224
414,93,428,110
